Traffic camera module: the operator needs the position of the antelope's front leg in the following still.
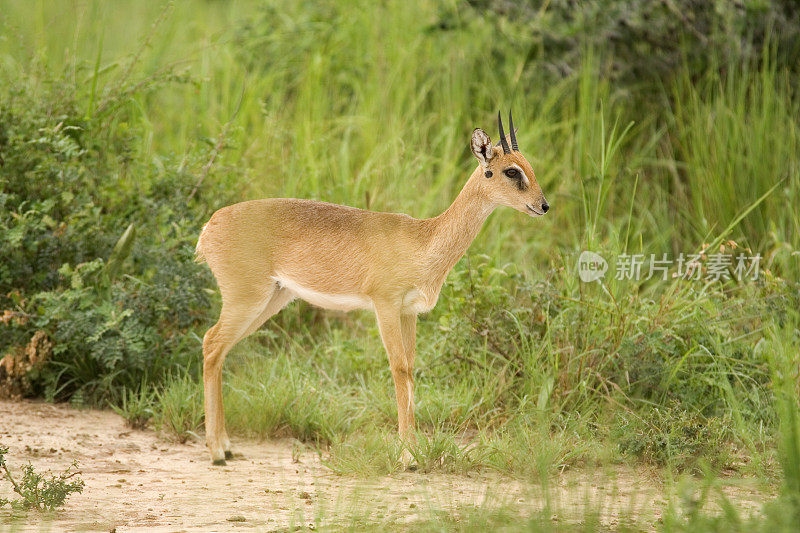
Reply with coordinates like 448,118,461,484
375,304,416,442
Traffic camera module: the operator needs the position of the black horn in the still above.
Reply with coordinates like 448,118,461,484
508,109,518,151
497,111,511,154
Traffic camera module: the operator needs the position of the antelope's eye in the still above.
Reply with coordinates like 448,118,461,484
504,168,518,178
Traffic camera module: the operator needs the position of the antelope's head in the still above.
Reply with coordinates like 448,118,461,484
470,111,549,217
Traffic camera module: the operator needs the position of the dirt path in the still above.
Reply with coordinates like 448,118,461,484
0,400,771,531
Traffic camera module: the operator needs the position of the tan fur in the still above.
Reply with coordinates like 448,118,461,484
197,130,548,464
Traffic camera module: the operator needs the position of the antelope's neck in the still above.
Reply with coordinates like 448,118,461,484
424,170,495,280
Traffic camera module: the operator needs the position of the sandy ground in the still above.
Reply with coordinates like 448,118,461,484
0,399,773,532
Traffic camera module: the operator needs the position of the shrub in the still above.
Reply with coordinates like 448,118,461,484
0,67,223,405
463,0,800,85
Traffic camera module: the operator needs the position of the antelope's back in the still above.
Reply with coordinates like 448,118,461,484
196,198,427,292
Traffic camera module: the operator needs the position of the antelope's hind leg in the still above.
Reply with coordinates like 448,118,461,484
203,285,294,465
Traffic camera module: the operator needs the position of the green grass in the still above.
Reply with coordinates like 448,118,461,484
109,381,156,430
153,371,204,443
2,0,800,529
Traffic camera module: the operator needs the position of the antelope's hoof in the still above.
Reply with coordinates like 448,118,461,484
212,458,227,466
224,450,234,460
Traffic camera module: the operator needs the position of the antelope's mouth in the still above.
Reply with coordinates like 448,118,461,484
526,203,545,216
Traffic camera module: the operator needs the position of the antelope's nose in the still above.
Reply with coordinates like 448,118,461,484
541,201,549,213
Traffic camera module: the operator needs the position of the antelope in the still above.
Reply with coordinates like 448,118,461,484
196,112,549,465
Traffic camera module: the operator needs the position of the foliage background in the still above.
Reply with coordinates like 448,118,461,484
1,0,799,498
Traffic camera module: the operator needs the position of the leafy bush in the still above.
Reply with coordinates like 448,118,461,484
431,255,788,422
0,68,222,405
464,0,800,85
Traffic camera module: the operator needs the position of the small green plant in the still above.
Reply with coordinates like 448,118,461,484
324,430,492,476
324,432,404,476
407,431,491,474
0,445,84,511
111,383,156,430
153,372,204,443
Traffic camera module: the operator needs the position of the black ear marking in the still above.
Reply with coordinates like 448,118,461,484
484,170,493,178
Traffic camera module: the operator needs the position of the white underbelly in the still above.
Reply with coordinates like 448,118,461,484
273,275,372,312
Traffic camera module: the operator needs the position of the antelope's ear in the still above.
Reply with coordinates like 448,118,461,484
470,128,495,167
